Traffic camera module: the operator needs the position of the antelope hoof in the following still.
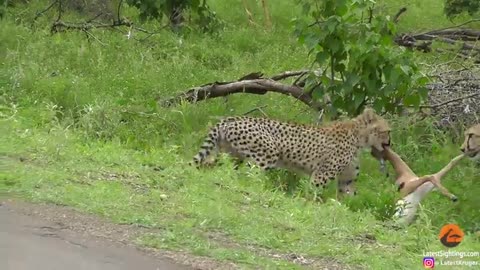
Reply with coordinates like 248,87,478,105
450,195,458,202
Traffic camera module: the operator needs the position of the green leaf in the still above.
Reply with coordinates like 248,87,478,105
335,62,346,73
400,65,411,75
326,18,338,33
315,51,329,65
345,73,361,88
312,85,326,101
380,35,393,46
320,74,332,87
302,3,311,15
353,91,366,111
373,98,384,112
403,94,421,108
417,76,430,86
305,34,320,50
337,4,349,16
417,86,429,99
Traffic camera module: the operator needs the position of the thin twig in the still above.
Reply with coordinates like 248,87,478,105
243,105,268,116
33,0,58,21
117,0,123,22
56,0,62,22
86,13,104,23
270,70,310,81
422,19,480,35
83,30,106,46
420,92,480,109
367,5,374,24
393,7,407,24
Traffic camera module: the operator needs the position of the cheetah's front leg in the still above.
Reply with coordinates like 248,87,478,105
336,158,360,200
310,169,338,203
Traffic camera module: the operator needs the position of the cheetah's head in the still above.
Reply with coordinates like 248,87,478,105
355,108,391,151
365,118,391,152
460,124,480,160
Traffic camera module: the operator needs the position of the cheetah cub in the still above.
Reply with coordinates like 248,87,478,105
192,108,391,198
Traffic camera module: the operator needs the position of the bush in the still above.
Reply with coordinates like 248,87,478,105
293,0,428,118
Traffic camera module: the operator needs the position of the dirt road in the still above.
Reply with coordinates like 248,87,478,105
0,200,190,270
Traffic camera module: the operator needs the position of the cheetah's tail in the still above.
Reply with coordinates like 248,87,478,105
190,124,220,167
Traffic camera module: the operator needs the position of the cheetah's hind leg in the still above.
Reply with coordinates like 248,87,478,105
191,126,222,168
312,190,325,204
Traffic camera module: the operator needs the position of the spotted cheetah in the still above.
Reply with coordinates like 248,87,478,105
192,108,391,198
460,123,480,160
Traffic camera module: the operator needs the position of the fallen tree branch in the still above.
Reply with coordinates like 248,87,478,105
51,18,133,33
393,9,480,61
161,66,480,115
160,77,323,110
423,19,480,34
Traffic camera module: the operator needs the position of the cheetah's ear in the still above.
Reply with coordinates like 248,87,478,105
466,124,480,135
360,107,379,124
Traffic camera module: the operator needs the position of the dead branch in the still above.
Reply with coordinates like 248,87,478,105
393,7,407,24
420,92,480,109
393,9,480,61
161,65,480,118
423,19,480,34
51,18,133,33
261,0,272,29
242,0,259,27
117,0,123,22
160,77,323,110
270,70,310,81
33,0,58,22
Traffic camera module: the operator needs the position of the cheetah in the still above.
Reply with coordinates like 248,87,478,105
460,123,480,160
191,108,391,198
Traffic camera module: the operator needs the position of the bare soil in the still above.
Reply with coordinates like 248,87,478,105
0,198,238,270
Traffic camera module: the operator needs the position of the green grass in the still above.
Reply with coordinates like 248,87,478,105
1,0,480,269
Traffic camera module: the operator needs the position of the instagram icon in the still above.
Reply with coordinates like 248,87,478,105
423,257,435,268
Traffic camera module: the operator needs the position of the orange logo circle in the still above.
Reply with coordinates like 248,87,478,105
439,224,464,248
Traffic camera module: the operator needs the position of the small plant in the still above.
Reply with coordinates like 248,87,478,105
125,0,222,32
293,0,429,118
444,0,480,19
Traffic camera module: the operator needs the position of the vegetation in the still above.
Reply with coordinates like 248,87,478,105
444,0,480,19
125,0,222,31
1,0,479,269
294,0,427,117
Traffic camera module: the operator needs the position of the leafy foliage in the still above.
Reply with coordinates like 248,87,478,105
293,0,429,118
125,0,221,32
444,0,480,19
